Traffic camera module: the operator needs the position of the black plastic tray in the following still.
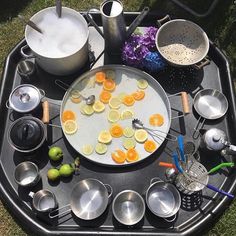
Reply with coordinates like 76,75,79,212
1,13,236,236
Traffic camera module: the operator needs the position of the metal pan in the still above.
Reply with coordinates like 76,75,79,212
60,65,189,166
193,89,228,138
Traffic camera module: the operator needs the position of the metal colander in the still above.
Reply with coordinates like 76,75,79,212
156,19,209,66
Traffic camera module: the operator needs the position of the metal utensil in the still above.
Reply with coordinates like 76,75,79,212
18,15,43,34
132,118,177,143
56,0,62,18
112,190,145,226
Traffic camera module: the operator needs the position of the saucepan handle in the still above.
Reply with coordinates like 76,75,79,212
194,57,211,70
20,45,35,59
156,15,171,28
49,204,71,219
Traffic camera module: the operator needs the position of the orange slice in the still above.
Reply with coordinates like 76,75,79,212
144,140,157,153
62,110,76,123
123,95,135,106
99,90,112,104
126,148,139,162
109,124,123,138
95,71,106,83
149,114,164,127
132,90,145,101
103,79,116,91
111,150,126,164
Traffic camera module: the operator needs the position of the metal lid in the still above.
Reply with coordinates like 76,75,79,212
204,128,227,151
8,116,45,152
9,84,41,113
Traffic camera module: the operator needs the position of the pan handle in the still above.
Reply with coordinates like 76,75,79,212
48,204,71,219
192,116,205,139
156,15,171,28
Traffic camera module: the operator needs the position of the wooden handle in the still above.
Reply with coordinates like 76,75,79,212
181,92,190,114
42,101,49,124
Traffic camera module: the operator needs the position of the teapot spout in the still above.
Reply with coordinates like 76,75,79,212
126,7,150,39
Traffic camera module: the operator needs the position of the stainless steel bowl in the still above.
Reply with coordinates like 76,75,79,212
112,190,145,225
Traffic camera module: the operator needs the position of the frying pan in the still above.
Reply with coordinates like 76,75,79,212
193,89,228,139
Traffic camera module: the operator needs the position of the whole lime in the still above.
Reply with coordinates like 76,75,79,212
47,168,60,181
48,146,63,161
59,164,74,177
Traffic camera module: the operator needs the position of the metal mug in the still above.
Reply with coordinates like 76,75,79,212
29,190,58,213
14,161,41,187
17,59,36,82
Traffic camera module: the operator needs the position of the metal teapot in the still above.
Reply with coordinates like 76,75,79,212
87,0,149,54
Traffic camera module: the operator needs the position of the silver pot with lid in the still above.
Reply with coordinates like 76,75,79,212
8,116,46,153
7,84,45,113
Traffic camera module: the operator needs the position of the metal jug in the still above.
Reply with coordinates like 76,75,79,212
87,0,149,54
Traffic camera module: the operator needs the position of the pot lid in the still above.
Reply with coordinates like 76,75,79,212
9,84,41,113
9,117,45,151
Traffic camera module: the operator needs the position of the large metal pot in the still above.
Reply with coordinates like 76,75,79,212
21,7,89,76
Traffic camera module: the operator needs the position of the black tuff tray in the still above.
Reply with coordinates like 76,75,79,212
1,12,236,236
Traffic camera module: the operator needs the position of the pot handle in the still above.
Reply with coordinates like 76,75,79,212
150,177,163,185
86,10,104,38
163,214,177,223
156,15,171,28
49,204,71,219
39,89,45,99
104,184,113,199
194,57,211,70
5,100,11,109
20,45,35,59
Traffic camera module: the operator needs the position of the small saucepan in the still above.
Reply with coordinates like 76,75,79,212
49,178,113,220
145,177,181,222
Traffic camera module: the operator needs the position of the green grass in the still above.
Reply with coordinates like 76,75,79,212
0,0,236,235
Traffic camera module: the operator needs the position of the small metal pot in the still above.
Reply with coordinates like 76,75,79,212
112,190,145,226
8,116,46,153
7,84,45,113
145,177,181,221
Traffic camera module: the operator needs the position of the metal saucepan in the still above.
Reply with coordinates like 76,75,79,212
193,89,228,139
49,178,113,220
145,177,181,221
155,15,210,68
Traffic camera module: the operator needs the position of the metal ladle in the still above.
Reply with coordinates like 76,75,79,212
18,15,43,34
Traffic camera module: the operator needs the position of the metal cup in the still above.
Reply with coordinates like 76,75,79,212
17,59,35,81
29,190,58,213
14,161,40,187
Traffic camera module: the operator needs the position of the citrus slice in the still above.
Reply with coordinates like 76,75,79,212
123,95,135,106
109,97,121,109
95,71,106,83
137,79,148,89
98,130,112,144
118,92,127,102
121,109,134,120
144,140,157,153
99,90,112,104
109,124,123,138
80,104,86,114
105,70,116,80
132,90,145,101
62,110,76,123
111,150,126,164
123,127,135,138
83,104,94,115
149,114,164,126
103,79,116,91
123,137,136,149
134,129,148,143
82,144,94,156
95,143,108,154
63,120,78,135
126,148,139,162
70,90,81,103
93,100,105,113
108,109,120,123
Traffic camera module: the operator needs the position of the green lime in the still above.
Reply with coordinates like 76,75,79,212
48,146,63,161
47,168,60,181
59,164,74,177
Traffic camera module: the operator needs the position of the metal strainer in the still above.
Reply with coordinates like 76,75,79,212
156,19,209,67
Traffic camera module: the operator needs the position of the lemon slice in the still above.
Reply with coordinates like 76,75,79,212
83,104,94,115
123,127,135,138
93,100,105,113
108,109,120,123
82,144,94,155
70,90,81,103
109,97,121,109
123,137,136,149
118,92,127,102
106,70,116,80
98,130,112,144
121,109,134,120
63,120,78,135
95,143,108,154
137,79,148,89
134,129,148,143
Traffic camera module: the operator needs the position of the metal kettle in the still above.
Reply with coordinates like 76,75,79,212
87,0,149,54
